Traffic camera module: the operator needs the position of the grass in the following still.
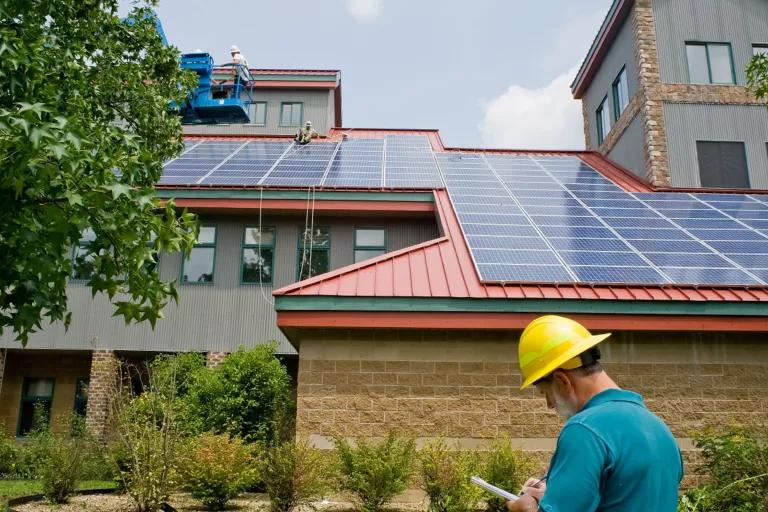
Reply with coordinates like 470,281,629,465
0,479,117,501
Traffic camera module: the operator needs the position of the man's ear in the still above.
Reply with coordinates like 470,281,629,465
552,370,573,393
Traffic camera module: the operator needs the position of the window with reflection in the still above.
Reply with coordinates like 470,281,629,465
354,228,386,262
182,225,216,283
297,227,330,280
242,226,275,284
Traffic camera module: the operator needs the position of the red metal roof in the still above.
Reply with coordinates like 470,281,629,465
274,190,768,302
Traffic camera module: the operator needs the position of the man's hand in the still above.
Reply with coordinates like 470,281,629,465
505,496,540,512
521,477,547,502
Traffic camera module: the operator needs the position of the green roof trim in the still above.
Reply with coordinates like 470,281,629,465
157,189,435,202
274,296,768,317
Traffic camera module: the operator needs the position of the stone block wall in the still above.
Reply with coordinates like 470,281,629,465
295,329,768,488
0,350,92,437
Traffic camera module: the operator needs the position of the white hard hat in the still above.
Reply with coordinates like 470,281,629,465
230,45,240,53
306,121,312,126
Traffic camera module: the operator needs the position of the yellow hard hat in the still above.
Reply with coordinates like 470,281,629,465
518,315,611,389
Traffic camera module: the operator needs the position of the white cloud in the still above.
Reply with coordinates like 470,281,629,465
345,0,383,23
479,66,585,150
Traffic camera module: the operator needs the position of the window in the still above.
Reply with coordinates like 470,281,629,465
354,228,386,262
612,67,629,121
754,44,768,56
71,228,96,280
74,379,89,417
297,227,330,280
182,225,216,283
18,378,54,436
280,102,303,126
686,42,735,84
596,96,611,146
696,141,750,189
250,102,267,126
242,226,275,284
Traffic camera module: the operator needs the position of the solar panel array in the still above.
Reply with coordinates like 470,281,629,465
161,136,441,188
160,136,768,286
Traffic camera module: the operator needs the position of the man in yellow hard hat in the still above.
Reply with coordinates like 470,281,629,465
506,315,683,512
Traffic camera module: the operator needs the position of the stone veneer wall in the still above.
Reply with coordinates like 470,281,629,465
296,329,768,488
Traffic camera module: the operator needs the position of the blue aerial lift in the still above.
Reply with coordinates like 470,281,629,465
177,53,255,124
136,11,254,124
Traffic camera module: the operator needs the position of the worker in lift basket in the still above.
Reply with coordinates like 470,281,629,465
229,45,250,87
295,121,319,145
506,315,683,512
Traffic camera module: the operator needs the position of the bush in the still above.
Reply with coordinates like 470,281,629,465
107,361,184,512
24,414,92,504
0,429,18,477
678,425,768,512
184,344,292,444
179,433,256,510
151,352,206,398
334,433,416,512
480,436,539,512
419,439,483,512
259,437,331,512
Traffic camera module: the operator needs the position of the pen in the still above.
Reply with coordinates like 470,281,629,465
519,475,548,496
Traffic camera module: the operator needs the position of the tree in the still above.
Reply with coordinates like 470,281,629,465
747,52,768,101
0,0,199,344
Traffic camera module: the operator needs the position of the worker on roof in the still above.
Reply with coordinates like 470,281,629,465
506,315,682,512
295,121,319,145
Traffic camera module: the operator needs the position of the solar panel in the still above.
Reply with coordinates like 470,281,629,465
163,138,768,287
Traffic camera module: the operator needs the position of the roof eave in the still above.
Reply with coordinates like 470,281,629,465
571,0,634,99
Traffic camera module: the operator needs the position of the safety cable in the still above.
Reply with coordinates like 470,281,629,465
257,187,274,306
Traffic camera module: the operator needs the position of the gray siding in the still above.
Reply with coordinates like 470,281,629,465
653,0,768,85
607,112,646,179
1,216,438,354
583,15,639,150
663,102,768,188
183,89,335,136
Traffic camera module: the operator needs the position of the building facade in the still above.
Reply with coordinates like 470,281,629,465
1,13,768,492
572,0,768,189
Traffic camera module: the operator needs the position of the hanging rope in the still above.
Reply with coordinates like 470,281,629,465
308,186,316,278
257,187,274,306
300,187,312,279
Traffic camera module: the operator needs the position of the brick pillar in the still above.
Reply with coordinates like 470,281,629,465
632,0,672,187
85,350,119,441
206,352,228,368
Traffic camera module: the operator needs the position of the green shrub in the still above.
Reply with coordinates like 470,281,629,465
179,433,256,510
151,352,206,398
259,437,331,512
678,425,768,512
184,344,292,444
24,414,91,504
480,436,539,512
107,361,184,512
0,429,19,477
334,433,416,512
419,439,483,512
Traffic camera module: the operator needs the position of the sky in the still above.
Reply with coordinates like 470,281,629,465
119,0,610,150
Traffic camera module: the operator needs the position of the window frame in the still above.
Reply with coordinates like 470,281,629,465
611,66,629,122
180,224,218,285
753,44,768,56
353,227,387,263
74,378,89,417
70,229,97,281
250,101,267,126
240,226,276,285
279,102,304,127
596,96,610,146
685,41,736,85
295,226,331,281
17,377,55,437
696,140,750,189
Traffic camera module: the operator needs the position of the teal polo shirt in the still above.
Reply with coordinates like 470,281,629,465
539,388,683,512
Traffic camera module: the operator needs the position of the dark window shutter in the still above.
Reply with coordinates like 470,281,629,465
696,141,750,188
